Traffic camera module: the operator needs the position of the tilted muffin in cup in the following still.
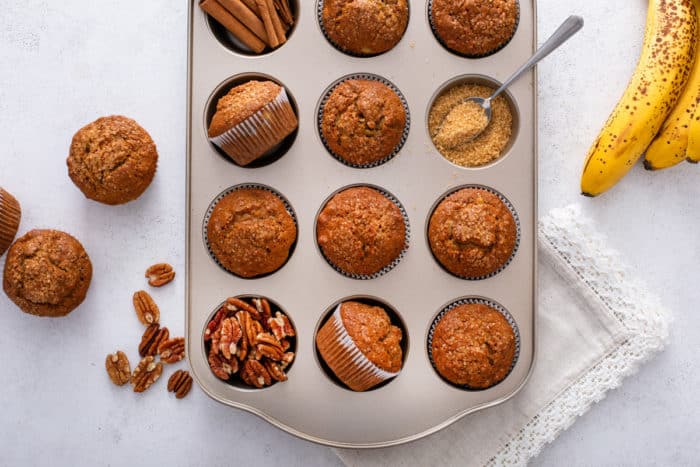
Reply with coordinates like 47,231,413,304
0,188,21,256
316,300,403,391
208,80,298,166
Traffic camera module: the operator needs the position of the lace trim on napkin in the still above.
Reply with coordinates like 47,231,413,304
486,205,671,466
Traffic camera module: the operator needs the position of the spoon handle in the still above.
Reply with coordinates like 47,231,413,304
490,15,584,101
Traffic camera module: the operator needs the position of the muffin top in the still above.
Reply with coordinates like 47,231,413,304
321,79,406,166
67,116,158,205
431,0,518,56
208,80,283,137
0,188,21,256
340,301,403,373
322,0,409,55
207,188,296,278
3,229,92,317
428,188,516,278
316,186,406,276
431,303,516,388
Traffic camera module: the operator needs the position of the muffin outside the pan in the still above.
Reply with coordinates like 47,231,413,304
3,229,92,317
430,0,519,57
207,188,296,278
430,302,516,389
0,188,21,256
316,300,403,391
428,187,516,279
321,79,407,167
316,186,407,277
208,80,298,166
67,115,158,205
321,0,409,56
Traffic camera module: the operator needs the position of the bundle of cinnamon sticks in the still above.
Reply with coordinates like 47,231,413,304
200,0,294,54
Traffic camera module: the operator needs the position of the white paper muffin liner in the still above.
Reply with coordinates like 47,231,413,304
427,184,521,280
203,183,298,278
317,304,401,391
209,88,297,166
315,184,411,280
317,73,411,169
427,296,520,391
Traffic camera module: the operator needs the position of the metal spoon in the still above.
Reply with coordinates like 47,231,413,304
443,15,584,143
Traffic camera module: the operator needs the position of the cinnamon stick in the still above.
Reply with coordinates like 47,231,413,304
240,0,259,16
266,0,286,45
218,0,269,44
255,0,280,48
200,0,266,53
274,0,293,26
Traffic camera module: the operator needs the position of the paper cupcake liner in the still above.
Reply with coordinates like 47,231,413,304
316,304,401,391
209,88,298,167
0,188,21,256
427,184,521,280
427,297,521,391
317,73,411,169
316,0,410,58
202,183,298,278
427,0,521,59
316,184,411,280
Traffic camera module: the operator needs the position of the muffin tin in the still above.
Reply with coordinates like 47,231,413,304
186,0,536,448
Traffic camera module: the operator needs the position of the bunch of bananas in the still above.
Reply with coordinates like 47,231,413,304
581,0,700,197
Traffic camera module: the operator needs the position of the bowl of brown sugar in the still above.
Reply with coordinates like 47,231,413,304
428,75,519,168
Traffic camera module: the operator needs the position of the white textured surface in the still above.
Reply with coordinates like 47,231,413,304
0,0,697,466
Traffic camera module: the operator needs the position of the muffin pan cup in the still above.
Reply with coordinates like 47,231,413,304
187,0,537,448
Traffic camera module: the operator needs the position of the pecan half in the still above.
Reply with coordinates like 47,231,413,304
139,324,170,357
253,298,272,329
158,337,185,364
133,290,160,326
219,317,242,360
227,297,261,320
280,351,295,370
240,359,272,388
204,306,229,341
105,351,131,386
269,311,295,340
264,360,288,382
209,348,238,381
256,332,284,361
132,356,163,393
167,370,193,399
145,263,175,287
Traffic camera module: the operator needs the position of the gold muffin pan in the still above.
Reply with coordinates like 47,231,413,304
186,0,536,448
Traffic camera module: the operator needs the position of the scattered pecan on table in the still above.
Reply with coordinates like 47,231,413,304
145,263,175,287
133,290,160,325
105,351,131,386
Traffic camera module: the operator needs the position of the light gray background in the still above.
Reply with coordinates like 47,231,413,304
0,1,696,466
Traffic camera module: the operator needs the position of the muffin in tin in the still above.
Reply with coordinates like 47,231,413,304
316,186,407,277
316,300,403,391
67,115,158,205
430,0,519,57
0,188,21,256
207,187,296,278
430,302,516,389
321,78,407,167
208,80,298,166
428,187,517,279
321,0,409,56
3,229,92,317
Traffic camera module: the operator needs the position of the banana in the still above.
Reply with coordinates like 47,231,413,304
645,0,700,170
581,0,697,196
687,104,700,162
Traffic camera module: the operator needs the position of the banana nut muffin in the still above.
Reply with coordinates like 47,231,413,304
208,80,298,166
316,186,406,276
321,79,406,166
207,188,296,278
3,229,92,317
316,300,403,391
430,0,519,57
0,188,21,256
321,0,409,55
428,187,516,278
430,302,516,389
67,115,158,205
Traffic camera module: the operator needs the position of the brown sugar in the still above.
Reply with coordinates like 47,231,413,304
429,84,512,167
434,99,488,147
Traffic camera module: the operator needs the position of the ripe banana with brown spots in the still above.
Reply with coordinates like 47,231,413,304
581,0,697,196
644,0,700,170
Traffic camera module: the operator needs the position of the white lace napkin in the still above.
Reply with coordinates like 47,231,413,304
334,205,670,466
